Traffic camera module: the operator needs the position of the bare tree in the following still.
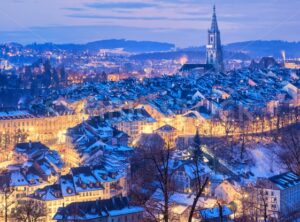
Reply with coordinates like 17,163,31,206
252,186,271,222
14,129,28,144
13,199,46,222
132,132,209,222
131,134,166,191
150,143,175,222
233,186,259,222
3,132,11,161
0,174,15,222
277,124,300,175
187,164,209,222
218,111,236,142
131,133,172,222
188,131,209,222
235,106,252,161
239,182,277,222
217,201,224,222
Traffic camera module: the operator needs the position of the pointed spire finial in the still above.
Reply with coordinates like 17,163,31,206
210,4,219,32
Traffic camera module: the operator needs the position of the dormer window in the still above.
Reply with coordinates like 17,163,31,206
67,187,73,194
111,173,116,179
55,192,61,198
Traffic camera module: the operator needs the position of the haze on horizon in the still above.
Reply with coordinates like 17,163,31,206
0,0,299,47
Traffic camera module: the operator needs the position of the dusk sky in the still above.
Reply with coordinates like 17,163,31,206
0,0,299,47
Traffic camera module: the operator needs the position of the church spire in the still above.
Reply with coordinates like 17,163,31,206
210,5,219,32
206,5,224,72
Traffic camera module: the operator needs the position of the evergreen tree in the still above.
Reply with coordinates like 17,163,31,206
52,68,59,87
193,128,203,161
30,79,38,96
59,66,67,85
43,60,52,87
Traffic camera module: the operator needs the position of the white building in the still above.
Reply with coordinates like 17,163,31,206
255,172,300,220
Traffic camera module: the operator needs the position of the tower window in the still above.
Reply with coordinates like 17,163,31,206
210,54,214,63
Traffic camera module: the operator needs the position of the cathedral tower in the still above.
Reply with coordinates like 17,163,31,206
206,5,224,72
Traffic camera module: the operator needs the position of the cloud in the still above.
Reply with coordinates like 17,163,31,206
68,13,247,23
62,7,85,12
68,13,210,21
0,0,299,46
68,14,167,21
0,25,201,47
85,2,157,9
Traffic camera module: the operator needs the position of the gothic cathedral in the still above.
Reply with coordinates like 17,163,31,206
206,5,224,72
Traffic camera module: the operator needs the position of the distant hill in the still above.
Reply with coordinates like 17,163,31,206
224,40,300,58
25,39,175,53
131,48,250,62
4,39,300,59
131,50,205,62
131,40,300,61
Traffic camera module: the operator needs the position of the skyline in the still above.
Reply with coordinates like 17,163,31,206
0,0,299,47
0,2,299,222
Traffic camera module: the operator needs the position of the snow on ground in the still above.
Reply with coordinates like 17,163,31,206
248,143,285,180
222,142,286,183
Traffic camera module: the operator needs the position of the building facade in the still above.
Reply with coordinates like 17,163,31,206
53,196,144,222
29,164,129,222
0,111,87,163
255,172,300,221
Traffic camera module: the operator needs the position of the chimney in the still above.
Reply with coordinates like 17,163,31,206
281,50,286,66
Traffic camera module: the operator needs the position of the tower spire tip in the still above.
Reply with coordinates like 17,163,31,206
213,4,216,16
